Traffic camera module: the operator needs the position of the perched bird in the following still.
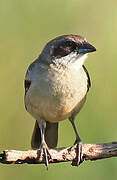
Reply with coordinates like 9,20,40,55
24,35,96,166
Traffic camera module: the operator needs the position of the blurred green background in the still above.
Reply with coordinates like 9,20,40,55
0,0,117,179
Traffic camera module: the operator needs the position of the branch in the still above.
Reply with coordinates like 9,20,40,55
0,142,117,166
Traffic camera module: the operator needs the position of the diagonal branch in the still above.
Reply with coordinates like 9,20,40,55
0,142,117,166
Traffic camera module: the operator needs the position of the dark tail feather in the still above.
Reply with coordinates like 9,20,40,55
31,120,41,149
31,120,58,149
45,121,58,148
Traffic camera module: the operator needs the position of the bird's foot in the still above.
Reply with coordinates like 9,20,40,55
72,141,83,166
38,141,51,168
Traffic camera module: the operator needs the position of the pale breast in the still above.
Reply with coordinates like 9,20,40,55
25,65,88,122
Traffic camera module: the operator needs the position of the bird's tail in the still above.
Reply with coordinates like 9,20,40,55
31,120,58,149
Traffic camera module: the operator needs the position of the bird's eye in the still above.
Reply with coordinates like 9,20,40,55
66,41,77,49
51,41,77,58
51,46,69,58
65,41,73,47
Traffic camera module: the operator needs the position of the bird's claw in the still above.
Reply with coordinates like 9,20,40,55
38,142,51,168
72,141,83,166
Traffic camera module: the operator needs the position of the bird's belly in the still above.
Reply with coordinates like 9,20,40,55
25,76,87,122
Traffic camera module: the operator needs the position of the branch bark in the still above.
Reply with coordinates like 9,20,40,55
0,142,117,166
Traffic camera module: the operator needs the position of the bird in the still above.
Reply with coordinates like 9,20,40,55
24,34,96,167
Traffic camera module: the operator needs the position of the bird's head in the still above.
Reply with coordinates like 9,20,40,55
40,35,96,69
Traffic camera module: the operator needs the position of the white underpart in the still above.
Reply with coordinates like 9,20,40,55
54,52,88,70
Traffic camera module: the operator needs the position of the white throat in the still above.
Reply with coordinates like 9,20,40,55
53,52,88,70
71,53,88,70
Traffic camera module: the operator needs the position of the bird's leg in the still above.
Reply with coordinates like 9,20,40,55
69,117,83,166
37,120,51,168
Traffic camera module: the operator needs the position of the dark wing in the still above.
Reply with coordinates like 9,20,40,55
82,65,91,92
24,79,31,95
24,61,36,95
24,59,39,95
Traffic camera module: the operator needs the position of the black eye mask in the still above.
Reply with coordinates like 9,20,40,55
51,41,77,58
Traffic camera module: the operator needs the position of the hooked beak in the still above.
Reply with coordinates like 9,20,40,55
78,43,96,54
